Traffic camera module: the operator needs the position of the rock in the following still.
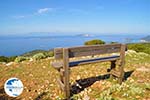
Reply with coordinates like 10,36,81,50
48,71,51,74
50,84,54,87
127,50,137,54
45,80,50,84
29,74,33,77
135,95,141,99
43,66,46,69
137,80,144,83
129,78,134,82
0,62,6,65
83,94,90,100
77,75,81,80
6,62,14,66
136,67,150,72
29,58,33,62
88,88,92,92
47,57,53,60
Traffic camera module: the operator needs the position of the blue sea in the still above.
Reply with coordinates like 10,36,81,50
0,34,146,56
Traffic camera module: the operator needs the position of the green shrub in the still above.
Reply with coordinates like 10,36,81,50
0,56,8,62
15,56,29,62
110,42,118,44
48,51,54,57
33,53,46,60
7,56,17,62
128,43,150,54
0,56,17,63
22,49,54,57
43,51,54,57
84,39,105,45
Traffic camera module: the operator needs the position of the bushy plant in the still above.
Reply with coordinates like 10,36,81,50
33,53,46,60
43,51,54,57
0,56,17,63
128,43,150,54
84,39,105,45
110,42,118,44
7,56,17,62
0,56,8,62
22,49,54,58
15,56,29,62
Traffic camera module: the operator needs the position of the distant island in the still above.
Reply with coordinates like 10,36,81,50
140,35,150,42
76,34,94,37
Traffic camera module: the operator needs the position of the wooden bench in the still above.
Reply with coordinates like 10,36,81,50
51,44,126,99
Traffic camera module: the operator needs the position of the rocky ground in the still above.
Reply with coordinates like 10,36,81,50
0,50,150,100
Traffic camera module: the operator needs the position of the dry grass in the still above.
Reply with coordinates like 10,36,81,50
0,51,150,100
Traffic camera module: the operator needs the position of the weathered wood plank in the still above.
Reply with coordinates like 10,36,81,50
63,48,70,99
119,44,126,84
69,55,120,67
54,48,63,59
110,60,116,79
110,70,120,77
60,68,64,77
55,44,121,59
56,78,65,91
51,61,63,70
52,55,120,69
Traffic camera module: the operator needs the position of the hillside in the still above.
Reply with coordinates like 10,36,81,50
128,43,150,54
21,49,53,57
0,49,150,99
141,35,150,42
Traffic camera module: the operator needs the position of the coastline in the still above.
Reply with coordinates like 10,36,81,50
0,34,149,57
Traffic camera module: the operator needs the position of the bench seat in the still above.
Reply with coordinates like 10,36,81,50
51,55,120,70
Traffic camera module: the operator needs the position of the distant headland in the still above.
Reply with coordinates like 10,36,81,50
140,35,150,42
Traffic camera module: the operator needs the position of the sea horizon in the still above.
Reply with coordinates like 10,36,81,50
0,34,148,57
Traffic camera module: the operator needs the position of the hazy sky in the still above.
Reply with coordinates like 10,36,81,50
0,0,149,35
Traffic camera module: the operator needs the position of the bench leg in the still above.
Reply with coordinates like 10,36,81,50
57,68,65,92
60,68,64,82
63,69,70,100
118,63,124,84
57,68,71,99
119,44,126,84
63,48,70,99
110,60,116,79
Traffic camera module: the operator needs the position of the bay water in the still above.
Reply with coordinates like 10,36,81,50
0,34,145,56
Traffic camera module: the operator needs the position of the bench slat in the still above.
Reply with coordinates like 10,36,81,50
69,55,120,67
51,61,63,70
51,55,120,70
55,44,121,59
110,70,121,77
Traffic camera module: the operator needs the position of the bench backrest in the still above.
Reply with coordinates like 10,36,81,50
54,44,126,59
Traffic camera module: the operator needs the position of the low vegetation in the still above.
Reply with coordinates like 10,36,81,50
0,42,150,99
0,42,150,63
0,46,150,99
14,56,30,63
0,56,17,63
21,49,53,57
128,43,150,54
0,50,54,63
33,53,47,60
84,39,105,45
